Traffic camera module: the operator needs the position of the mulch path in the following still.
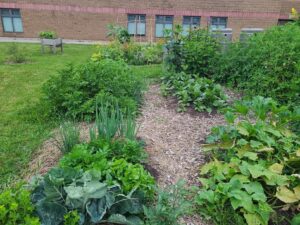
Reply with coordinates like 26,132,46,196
137,84,228,225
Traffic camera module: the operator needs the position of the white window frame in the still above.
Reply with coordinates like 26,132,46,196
155,15,174,38
127,14,146,36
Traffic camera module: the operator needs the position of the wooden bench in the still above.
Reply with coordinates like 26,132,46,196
41,38,63,54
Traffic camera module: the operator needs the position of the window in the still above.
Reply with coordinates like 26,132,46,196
155,15,173,37
128,14,146,36
0,8,23,32
182,16,200,35
210,17,227,30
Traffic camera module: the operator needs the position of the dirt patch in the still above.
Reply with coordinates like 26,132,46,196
137,84,227,225
24,123,91,181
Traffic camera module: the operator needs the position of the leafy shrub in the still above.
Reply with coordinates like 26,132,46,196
197,96,300,225
58,122,80,154
165,28,221,77
30,168,145,225
215,24,300,106
43,59,143,120
92,42,163,65
0,186,40,225
107,24,131,44
162,72,228,112
144,180,192,225
5,43,27,64
39,31,57,39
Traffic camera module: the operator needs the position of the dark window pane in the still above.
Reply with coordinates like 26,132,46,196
11,9,20,16
183,16,191,24
156,15,165,23
128,14,136,21
192,17,200,25
1,9,10,16
165,16,173,23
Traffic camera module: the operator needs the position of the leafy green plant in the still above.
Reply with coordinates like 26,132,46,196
5,43,27,64
162,72,228,112
39,31,57,39
64,211,80,225
30,168,145,225
0,185,40,225
58,122,80,154
144,180,192,225
164,28,221,77
107,25,131,44
43,59,143,120
197,96,300,225
215,24,300,107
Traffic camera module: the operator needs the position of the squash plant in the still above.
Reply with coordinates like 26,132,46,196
197,96,300,225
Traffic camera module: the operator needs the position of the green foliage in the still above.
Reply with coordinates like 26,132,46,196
92,102,138,141
5,43,27,64
58,122,80,154
64,211,80,225
43,59,143,120
92,42,163,65
110,159,155,196
0,186,40,225
197,96,300,225
107,25,131,44
39,31,57,39
144,180,192,225
59,140,153,197
30,168,145,225
162,72,228,112
215,24,300,106
165,28,220,77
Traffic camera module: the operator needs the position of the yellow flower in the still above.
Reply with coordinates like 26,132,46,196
291,8,299,17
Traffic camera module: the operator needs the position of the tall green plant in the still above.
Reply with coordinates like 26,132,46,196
59,122,80,154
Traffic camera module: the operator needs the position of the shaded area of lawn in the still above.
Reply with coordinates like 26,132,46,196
0,43,95,187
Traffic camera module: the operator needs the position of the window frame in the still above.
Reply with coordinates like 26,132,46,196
182,16,201,35
155,15,174,38
0,8,23,33
210,17,228,30
127,14,146,36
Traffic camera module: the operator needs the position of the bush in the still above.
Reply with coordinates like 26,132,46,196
43,59,143,120
5,43,27,64
0,185,40,225
215,24,300,106
39,31,57,39
197,96,300,225
165,28,221,77
162,72,228,112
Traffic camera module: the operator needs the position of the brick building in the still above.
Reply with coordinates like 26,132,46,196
0,0,299,41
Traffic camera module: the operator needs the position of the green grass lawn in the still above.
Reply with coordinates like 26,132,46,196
0,43,95,188
0,42,163,188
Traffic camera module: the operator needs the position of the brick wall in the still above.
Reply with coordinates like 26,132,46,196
0,0,299,41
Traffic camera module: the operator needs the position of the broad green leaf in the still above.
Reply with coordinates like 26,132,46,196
229,190,254,213
86,198,107,223
244,152,258,161
250,140,263,148
291,213,300,225
296,148,300,157
237,124,250,136
244,213,262,225
269,163,283,174
243,182,264,195
256,147,274,153
36,200,66,225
